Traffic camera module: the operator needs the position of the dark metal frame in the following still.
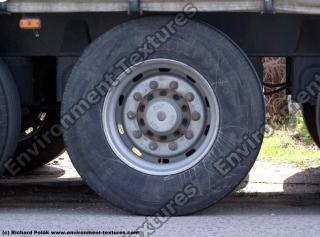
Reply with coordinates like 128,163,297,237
128,0,141,15
0,0,7,14
263,0,274,14
1,12,320,104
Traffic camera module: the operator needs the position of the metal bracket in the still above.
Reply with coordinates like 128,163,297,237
316,94,320,141
0,0,8,14
263,0,274,14
128,0,141,15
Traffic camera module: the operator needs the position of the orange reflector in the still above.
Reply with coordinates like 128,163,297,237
19,18,41,30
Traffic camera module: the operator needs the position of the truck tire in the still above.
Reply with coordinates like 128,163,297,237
302,103,320,148
62,17,265,215
0,58,21,175
10,104,64,174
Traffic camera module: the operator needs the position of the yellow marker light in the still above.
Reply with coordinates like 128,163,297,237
132,147,142,157
19,18,41,30
117,124,125,135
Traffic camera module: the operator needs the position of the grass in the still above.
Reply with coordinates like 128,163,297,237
258,116,320,168
260,58,320,168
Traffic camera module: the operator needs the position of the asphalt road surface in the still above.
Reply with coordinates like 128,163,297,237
0,183,319,237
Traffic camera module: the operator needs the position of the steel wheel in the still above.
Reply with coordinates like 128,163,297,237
103,59,219,175
10,104,65,174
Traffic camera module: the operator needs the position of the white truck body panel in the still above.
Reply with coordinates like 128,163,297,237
3,0,320,14
274,0,320,14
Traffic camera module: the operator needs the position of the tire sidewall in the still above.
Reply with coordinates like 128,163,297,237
0,59,21,175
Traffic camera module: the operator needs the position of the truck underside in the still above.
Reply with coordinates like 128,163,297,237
1,0,320,215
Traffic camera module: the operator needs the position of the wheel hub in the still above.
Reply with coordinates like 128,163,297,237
136,89,191,143
144,98,180,134
124,75,203,156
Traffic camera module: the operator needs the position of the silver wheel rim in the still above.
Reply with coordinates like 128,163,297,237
102,59,220,175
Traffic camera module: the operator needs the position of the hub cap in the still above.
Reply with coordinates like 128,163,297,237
102,59,219,175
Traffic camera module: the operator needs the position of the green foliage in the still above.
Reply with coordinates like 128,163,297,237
259,135,320,168
267,113,313,144
294,116,311,141
260,114,319,167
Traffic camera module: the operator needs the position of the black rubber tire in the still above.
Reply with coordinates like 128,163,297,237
10,104,65,174
0,58,21,175
62,17,265,215
301,103,320,148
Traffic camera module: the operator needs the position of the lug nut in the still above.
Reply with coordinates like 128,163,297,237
127,111,136,120
133,130,142,139
149,81,159,90
185,92,195,102
192,112,201,121
133,92,142,101
149,142,158,151
169,81,178,90
185,130,194,140
168,142,178,151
